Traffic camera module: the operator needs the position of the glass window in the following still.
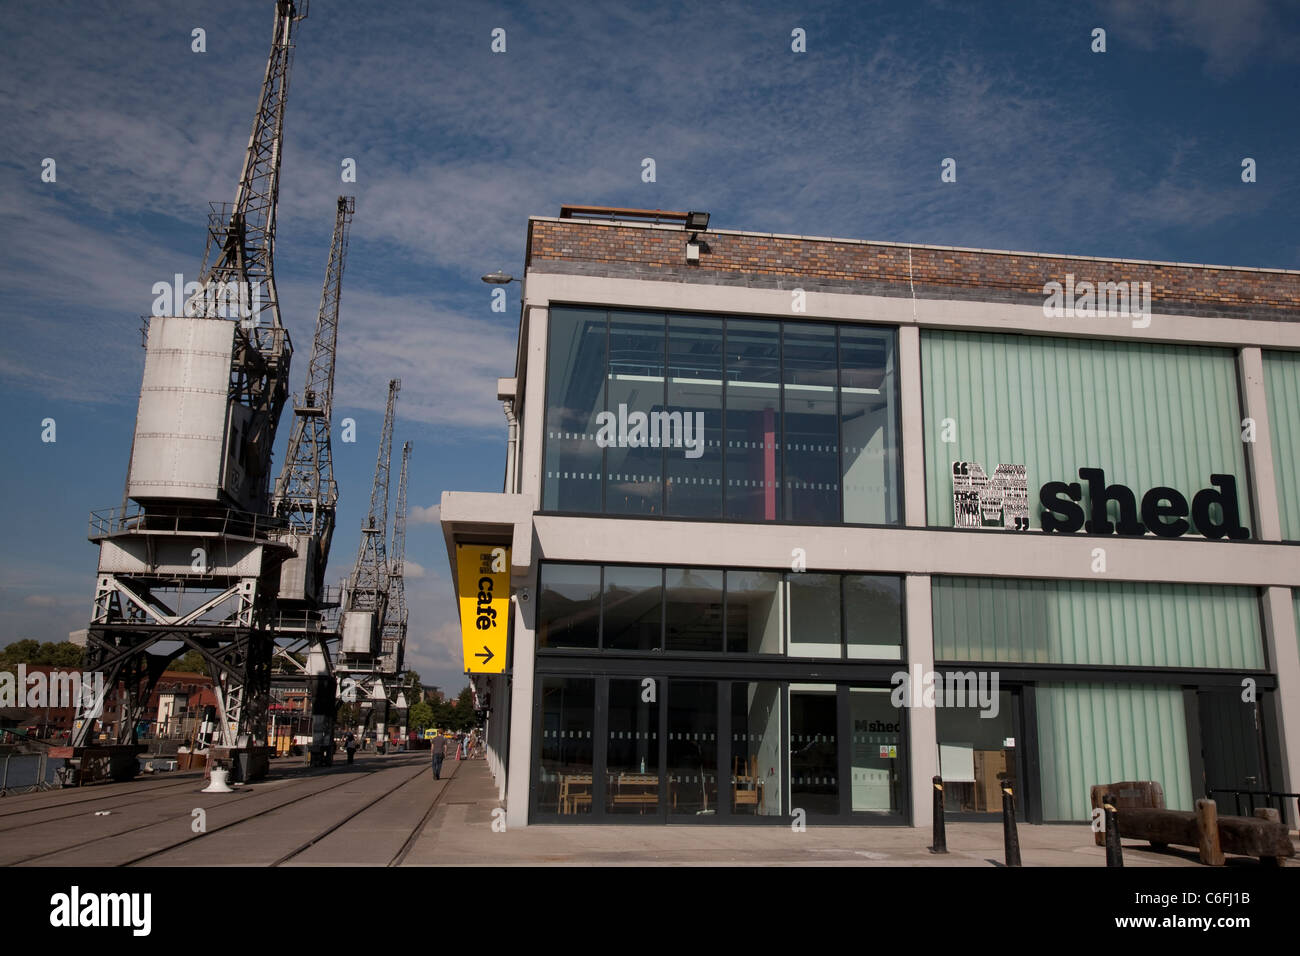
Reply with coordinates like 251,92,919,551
782,324,840,523
731,681,782,815
790,684,839,815
537,564,600,649
537,677,595,815
725,570,783,654
937,688,1015,814
725,320,781,521
668,680,718,816
845,575,903,659
606,678,659,814
604,311,666,515
602,565,662,651
849,687,903,813
787,573,841,658
543,307,607,513
665,315,724,518
840,327,899,524
664,567,723,652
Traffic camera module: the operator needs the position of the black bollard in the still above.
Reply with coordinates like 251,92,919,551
1001,781,1021,867
1103,793,1124,867
930,775,947,854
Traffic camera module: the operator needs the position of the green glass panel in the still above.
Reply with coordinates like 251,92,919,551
932,577,1262,669
1264,351,1300,541
1037,683,1191,821
923,332,1249,534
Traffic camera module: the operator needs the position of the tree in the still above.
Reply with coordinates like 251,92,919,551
1,640,84,667
0,640,40,665
408,700,434,732
173,649,208,674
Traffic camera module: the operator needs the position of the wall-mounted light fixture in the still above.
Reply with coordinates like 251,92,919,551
685,210,710,264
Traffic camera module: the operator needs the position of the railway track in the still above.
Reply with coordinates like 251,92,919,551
0,752,454,867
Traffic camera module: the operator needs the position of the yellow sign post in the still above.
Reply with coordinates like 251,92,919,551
456,544,510,674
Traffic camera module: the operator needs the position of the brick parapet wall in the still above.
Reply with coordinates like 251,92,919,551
527,218,1300,320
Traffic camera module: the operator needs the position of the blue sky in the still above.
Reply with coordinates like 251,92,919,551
0,0,1297,694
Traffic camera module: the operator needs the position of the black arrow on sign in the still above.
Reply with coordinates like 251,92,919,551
473,645,495,666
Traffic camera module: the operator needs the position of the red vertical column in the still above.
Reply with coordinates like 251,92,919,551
764,405,776,520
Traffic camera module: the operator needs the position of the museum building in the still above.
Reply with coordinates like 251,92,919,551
440,205,1300,828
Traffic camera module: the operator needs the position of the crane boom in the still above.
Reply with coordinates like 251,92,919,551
274,195,355,574
380,441,411,674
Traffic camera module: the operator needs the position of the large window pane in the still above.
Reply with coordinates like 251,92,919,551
537,564,600,649
937,689,1015,814
604,311,665,515
850,687,903,813
782,324,840,523
790,684,838,815
845,575,903,659
668,681,718,816
731,681,782,815
537,677,595,815
840,327,899,524
666,315,724,518
664,567,723,652
725,320,781,521
606,678,660,814
543,307,606,513
787,573,841,658
725,570,783,654
602,565,662,651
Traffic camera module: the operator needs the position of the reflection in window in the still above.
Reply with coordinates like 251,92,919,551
725,321,781,521
543,308,607,513
607,678,659,814
788,573,841,657
665,567,723,652
840,327,899,524
538,564,600,649
666,315,724,518
850,687,903,812
725,570,783,654
602,565,662,651
845,575,903,659
790,684,838,815
783,324,840,523
937,690,1015,814
538,677,595,815
605,311,665,515
668,681,718,815
732,681,782,815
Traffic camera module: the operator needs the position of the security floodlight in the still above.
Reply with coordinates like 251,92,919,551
685,211,710,232
480,270,516,284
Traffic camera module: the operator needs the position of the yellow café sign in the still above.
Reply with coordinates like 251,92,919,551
456,544,509,674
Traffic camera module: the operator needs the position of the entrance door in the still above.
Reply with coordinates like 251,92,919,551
1197,687,1265,808
935,685,1025,820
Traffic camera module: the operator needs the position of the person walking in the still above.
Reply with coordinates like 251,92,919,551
345,732,357,765
431,731,446,780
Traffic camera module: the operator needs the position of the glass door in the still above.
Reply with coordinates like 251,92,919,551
935,685,1021,819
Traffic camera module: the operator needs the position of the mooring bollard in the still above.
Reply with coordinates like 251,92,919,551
1103,792,1123,867
1001,781,1021,867
930,775,947,854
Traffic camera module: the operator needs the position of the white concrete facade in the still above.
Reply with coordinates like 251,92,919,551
442,243,1300,829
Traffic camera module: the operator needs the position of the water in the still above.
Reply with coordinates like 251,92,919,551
0,753,65,791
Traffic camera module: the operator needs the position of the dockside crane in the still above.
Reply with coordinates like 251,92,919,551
71,0,308,783
380,441,411,678
337,380,400,745
270,195,355,764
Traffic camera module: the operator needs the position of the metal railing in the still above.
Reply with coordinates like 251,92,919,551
88,503,288,541
0,752,56,796
1207,788,1300,822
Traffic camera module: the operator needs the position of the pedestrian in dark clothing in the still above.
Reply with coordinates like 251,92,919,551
345,732,357,765
431,733,446,780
